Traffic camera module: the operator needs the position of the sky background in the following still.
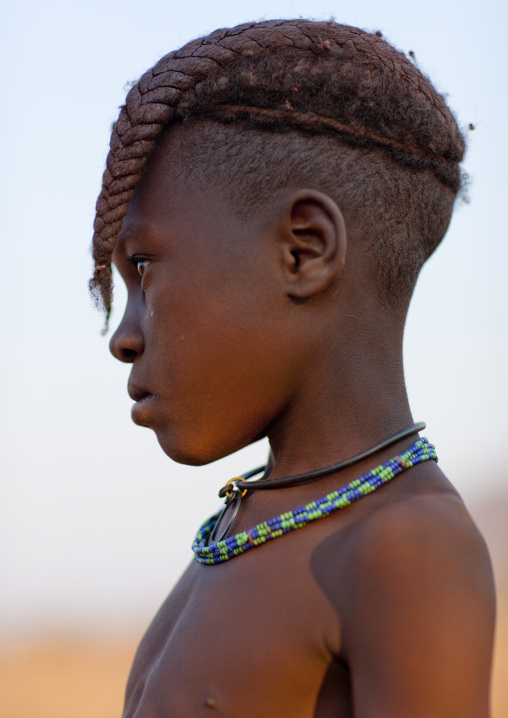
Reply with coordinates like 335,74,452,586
1,0,507,639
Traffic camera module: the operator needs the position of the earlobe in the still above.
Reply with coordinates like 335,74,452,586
282,190,347,299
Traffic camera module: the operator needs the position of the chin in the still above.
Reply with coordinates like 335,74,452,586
155,431,233,467
154,426,265,467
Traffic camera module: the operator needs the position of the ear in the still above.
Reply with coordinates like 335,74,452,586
278,190,347,299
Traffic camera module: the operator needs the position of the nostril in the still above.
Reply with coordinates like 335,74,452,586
122,348,137,361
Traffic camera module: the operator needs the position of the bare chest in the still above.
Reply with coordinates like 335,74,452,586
122,529,352,718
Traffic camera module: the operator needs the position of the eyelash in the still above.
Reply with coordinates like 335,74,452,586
127,256,151,279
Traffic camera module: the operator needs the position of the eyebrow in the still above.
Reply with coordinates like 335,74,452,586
111,229,135,268
114,224,143,258
116,219,161,250
114,219,167,263
115,228,133,253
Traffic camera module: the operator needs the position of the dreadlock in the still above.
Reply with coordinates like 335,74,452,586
91,19,465,324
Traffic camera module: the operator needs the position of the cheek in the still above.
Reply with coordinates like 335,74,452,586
147,267,278,364
146,312,296,464
140,265,300,462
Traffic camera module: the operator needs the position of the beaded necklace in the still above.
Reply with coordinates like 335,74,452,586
192,437,437,565
214,422,425,545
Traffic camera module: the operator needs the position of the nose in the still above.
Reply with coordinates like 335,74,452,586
109,308,145,363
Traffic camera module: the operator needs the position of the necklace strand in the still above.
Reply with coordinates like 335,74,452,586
212,422,425,544
218,422,426,500
192,437,437,565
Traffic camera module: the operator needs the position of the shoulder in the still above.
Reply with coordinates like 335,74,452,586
324,489,498,718
338,491,496,717
344,490,496,623
351,491,494,590
311,477,495,615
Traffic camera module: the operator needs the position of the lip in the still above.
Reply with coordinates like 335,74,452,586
131,393,154,425
128,382,154,425
128,383,152,402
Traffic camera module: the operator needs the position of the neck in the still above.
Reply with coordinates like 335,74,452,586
265,322,413,479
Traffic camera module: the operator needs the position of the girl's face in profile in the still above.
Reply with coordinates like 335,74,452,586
109,143,304,467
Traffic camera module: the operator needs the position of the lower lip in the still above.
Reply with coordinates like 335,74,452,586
131,394,155,425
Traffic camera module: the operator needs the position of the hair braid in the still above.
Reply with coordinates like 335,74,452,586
91,19,465,322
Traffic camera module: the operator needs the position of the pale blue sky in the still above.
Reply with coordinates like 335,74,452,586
1,0,507,637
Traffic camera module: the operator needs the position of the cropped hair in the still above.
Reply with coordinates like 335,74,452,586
91,19,466,324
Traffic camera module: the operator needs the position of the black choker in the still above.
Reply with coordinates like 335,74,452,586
211,422,425,544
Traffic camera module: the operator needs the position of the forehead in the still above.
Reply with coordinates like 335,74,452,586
113,119,283,269
114,143,256,268
115,135,215,253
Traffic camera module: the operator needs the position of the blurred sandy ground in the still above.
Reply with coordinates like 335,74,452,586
0,638,137,718
493,596,508,718
0,495,506,718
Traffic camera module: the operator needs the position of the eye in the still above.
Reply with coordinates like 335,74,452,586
126,254,152,280
136,259,151,278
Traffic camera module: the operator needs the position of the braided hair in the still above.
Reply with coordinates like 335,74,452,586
91,19,465,325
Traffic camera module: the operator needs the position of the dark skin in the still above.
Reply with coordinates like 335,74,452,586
109,129,496,717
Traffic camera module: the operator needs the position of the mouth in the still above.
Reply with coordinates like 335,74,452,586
128,383,155,425
128,384,152,402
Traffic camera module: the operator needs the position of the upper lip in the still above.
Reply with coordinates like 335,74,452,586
128,383,153,402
